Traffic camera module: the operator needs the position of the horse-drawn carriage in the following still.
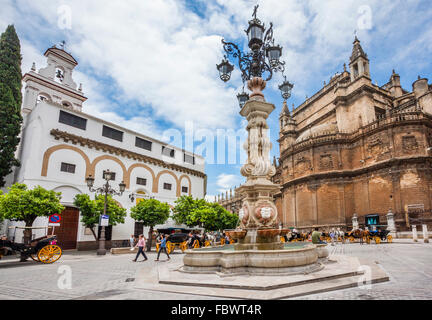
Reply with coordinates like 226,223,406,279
0,227,62,264
367,228,393,244
347,228,393,244
288,232,308,242
156,233,189,254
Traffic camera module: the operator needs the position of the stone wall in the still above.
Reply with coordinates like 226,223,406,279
275,113,432,231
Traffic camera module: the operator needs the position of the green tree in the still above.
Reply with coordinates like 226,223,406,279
173,196,239,232
73,193,127,242
191,202,239,232
0,184,64,244
0,25,23,187
172,195,207,227
130,199,170,251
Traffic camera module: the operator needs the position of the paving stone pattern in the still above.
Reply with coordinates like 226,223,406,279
0,242,431,300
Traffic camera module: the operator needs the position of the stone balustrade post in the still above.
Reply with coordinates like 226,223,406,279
412,225,418,242
422,224,429,243
386,209,397,238
352,213,359,230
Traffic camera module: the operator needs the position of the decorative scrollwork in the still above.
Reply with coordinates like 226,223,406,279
219,6,284,83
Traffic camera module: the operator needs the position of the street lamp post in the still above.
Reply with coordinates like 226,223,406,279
86,170,126,256
215,5,294,236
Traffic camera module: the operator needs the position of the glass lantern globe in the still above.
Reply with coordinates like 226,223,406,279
119,181,126,193
279,77,294,101
103,170,113,181
86,175,95,188
266,45,282,68
216,58,234,82
237,91,249,109
246,21,265,49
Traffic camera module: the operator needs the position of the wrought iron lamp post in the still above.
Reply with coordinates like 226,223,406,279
86,170,126,255
215,5,296,239
216,4,292,101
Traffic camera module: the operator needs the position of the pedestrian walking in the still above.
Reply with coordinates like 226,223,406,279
129,234,135,250
132,235,148,262
359,228,364,245
330,229,336,246
155,234,170,261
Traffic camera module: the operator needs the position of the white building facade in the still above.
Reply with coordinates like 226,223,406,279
3,46,206,250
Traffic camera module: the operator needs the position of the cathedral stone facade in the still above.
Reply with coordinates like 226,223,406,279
272,37,432,232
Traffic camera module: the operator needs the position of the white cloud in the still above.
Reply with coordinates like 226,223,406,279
216,173,243,193
2,0,432,196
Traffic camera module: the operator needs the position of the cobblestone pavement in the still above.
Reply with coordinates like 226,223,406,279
0,242,431,300
291,241,432,300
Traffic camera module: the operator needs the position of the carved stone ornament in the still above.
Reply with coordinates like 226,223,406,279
319,154,334,170
402,135,419,153
295,156,312,174
254,202,276,226
239,203,250,226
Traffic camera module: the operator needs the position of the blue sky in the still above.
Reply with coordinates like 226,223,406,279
1,0,432,200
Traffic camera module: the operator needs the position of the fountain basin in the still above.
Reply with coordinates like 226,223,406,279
257,228,281,238
182,243,322,275
225,230,247,240
316,243,330,261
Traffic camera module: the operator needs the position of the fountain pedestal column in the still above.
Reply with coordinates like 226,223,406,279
235,78,282,250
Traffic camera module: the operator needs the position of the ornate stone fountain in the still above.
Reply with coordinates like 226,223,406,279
181,6,326,275
182,78,324,275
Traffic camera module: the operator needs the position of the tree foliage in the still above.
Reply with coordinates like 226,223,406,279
130,198,171,227
0,184,64,225
172,195,207,227
73,193,127,241
0,184,64,243
173,196,239,232
130,198,171,251
0,25,23,187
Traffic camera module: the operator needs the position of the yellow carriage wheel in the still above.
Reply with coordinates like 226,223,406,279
387,235,393,243
180,241,188,252
220,239,225,246
375,237,381,244
166,241,174,254
193,240,200,249
204,240,211,247
37,245,62,264
156,243,160,252
280,237,285,243
365,237,370,244
230,239,235,244
349,237,355,243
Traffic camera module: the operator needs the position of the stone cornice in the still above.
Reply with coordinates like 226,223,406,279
50,129,207,179
23,72,87,101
